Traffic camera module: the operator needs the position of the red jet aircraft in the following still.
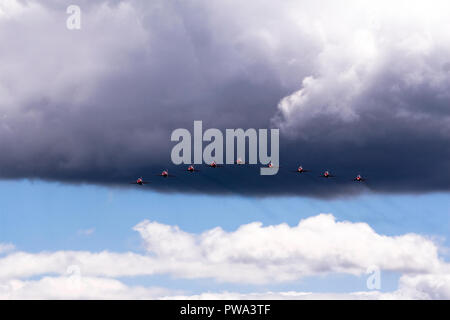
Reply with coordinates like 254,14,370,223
292,166,309,173
157,170,175,178
353,174,366,182
320,170,335,178
208,161,223,168
130,177,150,185
263,161,280,168
187,165,200,172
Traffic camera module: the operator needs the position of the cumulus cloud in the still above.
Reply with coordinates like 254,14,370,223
0,276,173,300
0,243,15,255
165,273,450,299
395,273,450,300
1,275,449,299
276,1,450,131
272,0,450,195
0,214,448,291
0,0,448,196
133,214,446,283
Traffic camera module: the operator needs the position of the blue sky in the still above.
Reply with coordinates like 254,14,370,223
1,179,448,295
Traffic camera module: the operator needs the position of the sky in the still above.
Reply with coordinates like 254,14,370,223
0,179,449,299
0,0,449,299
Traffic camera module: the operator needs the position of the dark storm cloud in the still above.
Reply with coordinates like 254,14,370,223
0,0,449,197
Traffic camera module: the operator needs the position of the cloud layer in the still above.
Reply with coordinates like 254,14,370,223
1,274,450,300
0,214,448,298
0,0,449,196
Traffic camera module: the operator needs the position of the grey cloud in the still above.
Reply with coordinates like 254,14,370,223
0,0,449,197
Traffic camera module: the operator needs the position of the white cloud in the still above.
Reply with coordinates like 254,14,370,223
77,228,95,236
0,215,448,287
164,290,382,300
0,276,173,300
164,273,450,300
1,273,449,299
0,251,157,280
133,214,446,283
395,273,450,300
0,214,448,299
0,243,15,254
0,0,26,18
164,274,450,299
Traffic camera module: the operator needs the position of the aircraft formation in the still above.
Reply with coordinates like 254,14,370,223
130,159,367,185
